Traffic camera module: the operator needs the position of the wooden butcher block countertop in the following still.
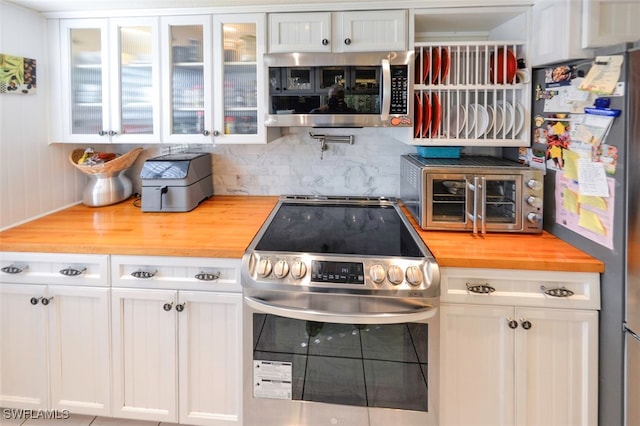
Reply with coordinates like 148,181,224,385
0,196,603,273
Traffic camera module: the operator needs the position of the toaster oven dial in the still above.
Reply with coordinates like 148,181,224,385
405,265,423,286
387,265,404,285
527,212,542,224
526,179,543,191
526,196,543,208
257,258,273,278
273,260,290,279
370,264,386,284
290,259,307,280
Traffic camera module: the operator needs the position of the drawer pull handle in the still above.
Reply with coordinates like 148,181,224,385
1,264,28,274
195,272,219,281
466,283,496,294
131,270,157,279
59,267,86,277
541,286,574,298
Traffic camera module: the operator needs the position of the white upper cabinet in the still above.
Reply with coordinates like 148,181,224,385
57,18,161,144
269,10,407,53
161,15,213,144
582,0,640,48
531,0,640,66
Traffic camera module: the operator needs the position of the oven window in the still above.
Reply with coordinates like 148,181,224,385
252,313,429,412
484,179,518,224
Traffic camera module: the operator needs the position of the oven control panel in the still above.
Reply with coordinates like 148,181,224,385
244,252,440,296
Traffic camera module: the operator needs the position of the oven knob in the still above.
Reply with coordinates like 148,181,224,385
526,179,542,191
405,265,423,286
387,265,404,285
527,212,542,224
370,264,386,284
526,196,543,208
257,259,272,278
290,260,307,279
273,260,290,278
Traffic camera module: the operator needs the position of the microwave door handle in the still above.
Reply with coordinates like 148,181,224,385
480,177,487,234
380,58,391,121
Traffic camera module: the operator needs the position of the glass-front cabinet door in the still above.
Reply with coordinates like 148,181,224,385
212,13,267,143
161,15,213,143
59,18,160,144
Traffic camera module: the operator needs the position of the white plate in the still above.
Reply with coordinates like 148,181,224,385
485,104,495,136
447,104,466,138
491,103,504,136
496,100,515,137
464,104,476,138
472,103,489,137
511,101,525,137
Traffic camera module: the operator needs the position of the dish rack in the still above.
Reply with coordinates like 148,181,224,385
413,41,530,147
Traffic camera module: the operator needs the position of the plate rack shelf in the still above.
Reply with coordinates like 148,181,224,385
412,41,530,147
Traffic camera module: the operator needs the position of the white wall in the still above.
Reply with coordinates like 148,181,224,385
0,0,85,230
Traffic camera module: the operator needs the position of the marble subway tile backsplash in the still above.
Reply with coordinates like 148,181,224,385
208,128,415,197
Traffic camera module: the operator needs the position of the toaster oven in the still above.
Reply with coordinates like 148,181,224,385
400,154,543,234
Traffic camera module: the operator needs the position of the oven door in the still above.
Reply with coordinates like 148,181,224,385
425,173,524,233
242,291,439,426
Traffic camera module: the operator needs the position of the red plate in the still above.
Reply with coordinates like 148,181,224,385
440,47,450,83
422,92,431,138
490,48,517,84
414,93,423,138
431,47,441,84
430,92,442,138
415,49,430,84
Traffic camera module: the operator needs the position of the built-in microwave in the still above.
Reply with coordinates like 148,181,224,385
401,154,544,234
264,51,413,128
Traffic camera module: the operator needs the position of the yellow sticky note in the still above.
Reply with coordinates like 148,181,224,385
563,150,580,180
579,194,607,211
563,187,579,213
578,209,607,236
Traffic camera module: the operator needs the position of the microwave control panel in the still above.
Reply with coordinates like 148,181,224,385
390,65,408,114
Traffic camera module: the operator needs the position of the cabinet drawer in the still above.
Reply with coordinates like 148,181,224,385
440,267,600,310
0,252,109,286
111,255,241,292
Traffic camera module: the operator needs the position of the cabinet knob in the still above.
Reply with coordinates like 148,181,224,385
202,130,211,136
213,130,221,137
176,303,185,312
163,302,173,312
344,38,351,45
108,130,118,136
41,297,54,306
30,297,40,305
507,317,518,329
322,38,329,46
98,130,108,136
521,319,532,330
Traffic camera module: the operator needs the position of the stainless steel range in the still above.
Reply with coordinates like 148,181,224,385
241,195,440,426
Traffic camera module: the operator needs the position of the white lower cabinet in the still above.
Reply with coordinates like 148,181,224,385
0,253,111,415
439,267,599,426
110,255,242,426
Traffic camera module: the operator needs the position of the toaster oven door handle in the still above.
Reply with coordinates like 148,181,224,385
380,58,391,121
480,176,487,234
470,177,479,234
244,296,437,325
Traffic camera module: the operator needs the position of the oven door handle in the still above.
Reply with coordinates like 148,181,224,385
244,296,437,324
380,58,391,121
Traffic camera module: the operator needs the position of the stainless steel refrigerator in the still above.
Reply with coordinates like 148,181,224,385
521,42,640,426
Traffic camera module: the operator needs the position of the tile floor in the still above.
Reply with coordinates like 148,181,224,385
0,411,180,426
